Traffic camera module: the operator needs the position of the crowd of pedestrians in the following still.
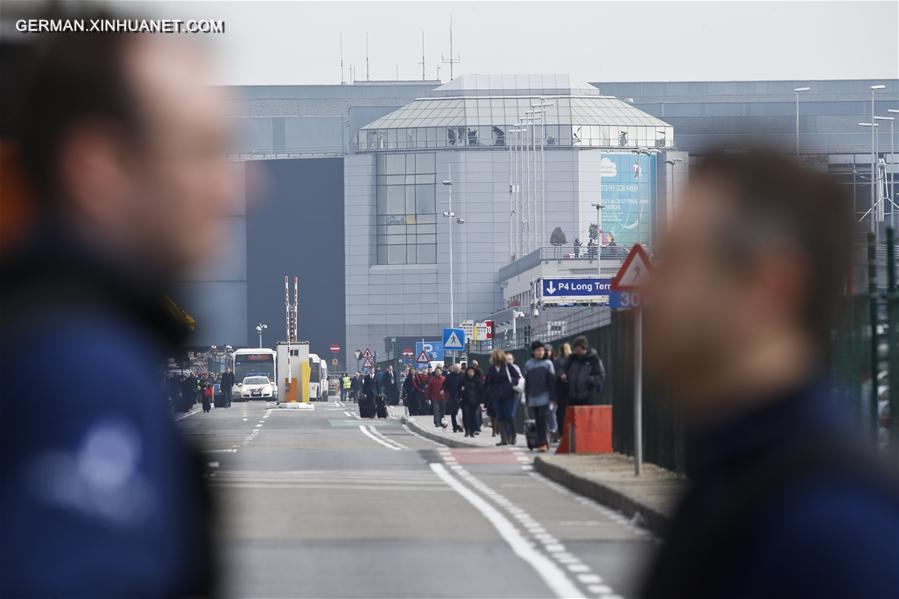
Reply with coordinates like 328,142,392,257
352,335,606,451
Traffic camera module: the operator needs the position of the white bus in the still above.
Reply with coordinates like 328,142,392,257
319,361,329,400
308,354,323,400
231,348,277,400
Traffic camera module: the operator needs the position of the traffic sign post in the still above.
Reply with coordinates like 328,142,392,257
443,327,465,364
611,244,653,477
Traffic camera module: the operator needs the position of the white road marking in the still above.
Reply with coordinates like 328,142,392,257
358,425,403,450
401,423,444,446
430,463,584,599
367,425,409,449
204,448,237,453
175,407,200,421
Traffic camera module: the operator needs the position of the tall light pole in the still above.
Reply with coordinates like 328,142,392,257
793,86,810,157
870,85,886,240
508,126,525,260
591,202,605,276
532,99,553,248
889,108,899,229
442,166,464,360
860,122,881,239
255,323,268,348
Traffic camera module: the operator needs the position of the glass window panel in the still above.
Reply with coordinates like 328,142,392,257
545,125,559,146
467,127,479,146
407,245,417,263
385,153,404,174
387,129,397,148
416,185,436,213
406,154,415,172
417,244,436,264
387,224,405,235
426,128,437,148
386,214,405,225
418,234,436,245
405,186,415,213
376,186,386,212
416,152,435,173
405,214,417,225
378,245,387,264
447,127,458,146
416,223,436,234
415,174,435,184
406,174,416,184
386,186,405,213
417,214,436,224
386,234,406,245
387,245,406,265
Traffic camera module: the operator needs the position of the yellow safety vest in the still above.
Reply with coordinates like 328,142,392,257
342,376,351,389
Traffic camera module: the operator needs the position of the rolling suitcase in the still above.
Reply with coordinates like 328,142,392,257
524,418,539,450
376,395,388,419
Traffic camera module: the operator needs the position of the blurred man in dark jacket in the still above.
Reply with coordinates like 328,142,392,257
561,336,605,405
0,16,235,597
641,150,899,599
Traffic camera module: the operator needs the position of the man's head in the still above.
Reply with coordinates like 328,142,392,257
530,340,546,359
451,363,461,374
572,336,589,357
646,149,851,415
19,23,236,279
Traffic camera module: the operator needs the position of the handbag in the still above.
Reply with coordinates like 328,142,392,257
505,364,525,394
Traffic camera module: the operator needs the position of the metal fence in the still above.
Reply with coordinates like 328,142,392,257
474,227,899,473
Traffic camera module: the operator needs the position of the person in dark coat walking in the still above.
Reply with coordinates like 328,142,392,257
561,336,605,406
524,340,555,452
220,368,235,408
459,365,483,437
640,150,899,599
380,365,399,405
554,342,572,433
350,372,362,403
360,371,380,418
484,349,520,446
442,363,464,432
401,367,416,414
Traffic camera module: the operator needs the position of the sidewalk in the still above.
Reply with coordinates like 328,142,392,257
387,405,526,448
534,453,686,535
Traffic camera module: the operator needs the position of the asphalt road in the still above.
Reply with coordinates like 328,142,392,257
177,400,653,599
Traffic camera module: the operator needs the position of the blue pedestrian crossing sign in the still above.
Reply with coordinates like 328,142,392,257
442,327,465,351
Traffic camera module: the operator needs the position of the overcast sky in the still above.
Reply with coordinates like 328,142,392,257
131,1,897,86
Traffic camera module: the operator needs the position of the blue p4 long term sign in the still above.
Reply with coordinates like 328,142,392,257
540,278,613,303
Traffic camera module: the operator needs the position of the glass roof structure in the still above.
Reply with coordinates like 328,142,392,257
359,74,673,152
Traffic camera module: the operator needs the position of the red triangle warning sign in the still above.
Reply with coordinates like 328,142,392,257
416,350,431,364
611,244,653,291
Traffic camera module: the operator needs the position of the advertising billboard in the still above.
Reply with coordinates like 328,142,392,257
599,153,656,248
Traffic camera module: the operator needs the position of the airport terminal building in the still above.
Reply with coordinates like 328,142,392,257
343,74,684,361
184,76,895,369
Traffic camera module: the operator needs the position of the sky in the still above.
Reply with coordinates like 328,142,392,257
126,1,898,86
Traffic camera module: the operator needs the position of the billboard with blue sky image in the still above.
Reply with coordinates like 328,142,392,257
599,153,655,248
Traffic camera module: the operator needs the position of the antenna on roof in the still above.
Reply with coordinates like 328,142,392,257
418,31,426,81
441,15,460,80
339,33,346,85
365,33,370,81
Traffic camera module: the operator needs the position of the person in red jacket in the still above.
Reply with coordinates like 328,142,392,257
427,367,447,428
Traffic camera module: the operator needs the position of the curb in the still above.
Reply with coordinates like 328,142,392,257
400,415,484,448
533,456,670,536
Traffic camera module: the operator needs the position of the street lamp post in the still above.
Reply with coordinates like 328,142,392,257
591,202,605,275
442,166,464,362
860,122,882,240
511,310,524,349
255,323,268,348
870,85,886,240
793,86,810,157
879,112,897,229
